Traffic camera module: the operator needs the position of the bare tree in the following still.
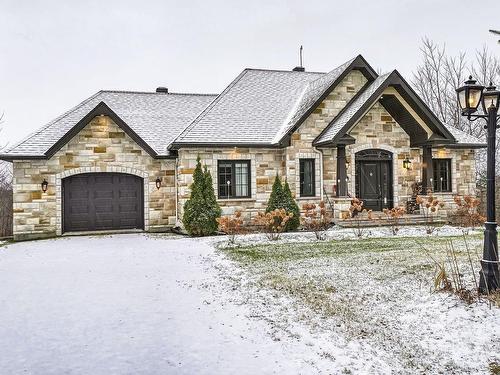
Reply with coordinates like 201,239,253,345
412,37,500,176
0,113,13,238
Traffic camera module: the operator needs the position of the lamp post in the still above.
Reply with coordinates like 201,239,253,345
456,76,500,292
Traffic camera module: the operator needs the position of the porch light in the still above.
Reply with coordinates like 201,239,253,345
41,179,48,193
155,177,162,190
402,156,412,170
456,76,484,115
482,83,500,113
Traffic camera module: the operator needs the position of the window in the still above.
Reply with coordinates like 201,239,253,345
217,160,251,198
299,159,315,197
433,159,452,192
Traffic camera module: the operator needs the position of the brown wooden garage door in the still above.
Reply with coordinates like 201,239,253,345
63,173,144,233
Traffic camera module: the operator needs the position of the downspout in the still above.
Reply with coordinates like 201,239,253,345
313,148,324,200
175,157,179,227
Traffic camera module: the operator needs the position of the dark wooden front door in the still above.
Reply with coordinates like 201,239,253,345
355,149,393,211
63,173,144,233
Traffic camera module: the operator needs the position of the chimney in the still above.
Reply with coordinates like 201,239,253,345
156,87,169,93
292,45,305,72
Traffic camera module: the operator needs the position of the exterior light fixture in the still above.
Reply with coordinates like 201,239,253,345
456,76,500,292
155,177,162,190
41,179,48,193
456,76,484,116
482,83,500,113
403,156,412,170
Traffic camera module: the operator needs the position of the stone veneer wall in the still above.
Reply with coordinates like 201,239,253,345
176,147,284,223
12,116,176,240
346,102,421,208
286,70,368,204
428,147,477,216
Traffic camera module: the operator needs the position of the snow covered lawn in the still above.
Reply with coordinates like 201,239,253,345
0,231,499,374
218,232,500,374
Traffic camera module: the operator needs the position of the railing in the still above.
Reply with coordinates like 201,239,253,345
323,186,335,218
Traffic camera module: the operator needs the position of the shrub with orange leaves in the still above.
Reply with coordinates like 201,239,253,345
253,209,293,241
382,206,406,235
348,197,373,238
216,211,245,244
452,195,485,232
301,201,332,240
416,194,445,234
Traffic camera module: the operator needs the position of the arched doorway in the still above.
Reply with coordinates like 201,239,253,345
355,149,393,211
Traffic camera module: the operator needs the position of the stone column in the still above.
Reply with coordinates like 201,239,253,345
336,145,348,197
421,145,433,193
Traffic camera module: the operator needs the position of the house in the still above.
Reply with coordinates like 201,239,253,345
0,55,485,240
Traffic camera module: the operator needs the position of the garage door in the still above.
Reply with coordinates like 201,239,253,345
63,173,144,233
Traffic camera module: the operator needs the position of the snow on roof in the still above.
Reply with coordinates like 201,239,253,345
172,68,325,146
445,125,486,147
2,91,217,157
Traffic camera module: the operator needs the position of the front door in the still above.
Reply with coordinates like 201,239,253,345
355,149,393,211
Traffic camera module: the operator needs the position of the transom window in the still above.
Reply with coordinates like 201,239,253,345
299,159,316,197
433,159,452,193
217,160,251,199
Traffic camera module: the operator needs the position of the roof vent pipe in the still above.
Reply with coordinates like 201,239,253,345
293,45,305,72
156,87,169,93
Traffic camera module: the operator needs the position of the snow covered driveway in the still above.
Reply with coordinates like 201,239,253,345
0,234,328,374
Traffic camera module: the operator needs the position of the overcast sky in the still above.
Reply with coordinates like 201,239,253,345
1,0,499,146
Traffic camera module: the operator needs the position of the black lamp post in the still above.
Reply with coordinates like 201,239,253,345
457,76,500,292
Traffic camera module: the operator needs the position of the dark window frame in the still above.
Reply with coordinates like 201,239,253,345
299,158,316,197
432,158,452,193
217,160,251,199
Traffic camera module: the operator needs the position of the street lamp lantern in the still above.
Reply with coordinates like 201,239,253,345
457,76,500,293
456,76,484,115
482,83,500,113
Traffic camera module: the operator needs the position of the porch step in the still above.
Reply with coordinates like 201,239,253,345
334,214,446,228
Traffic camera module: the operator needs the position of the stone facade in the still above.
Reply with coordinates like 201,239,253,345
12,116,176,240
9,72,480,240
177,147,284,223
286,70,368,202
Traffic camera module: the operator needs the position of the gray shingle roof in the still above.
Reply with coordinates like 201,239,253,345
272,58,357,143
314,69,486,148
173,68,325,146
315,72,392,145
445,125,486,147
2,91,217,158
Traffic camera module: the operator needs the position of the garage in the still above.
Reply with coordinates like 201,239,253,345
63,173,144,233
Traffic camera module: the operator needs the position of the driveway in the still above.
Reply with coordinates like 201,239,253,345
0,234,321,375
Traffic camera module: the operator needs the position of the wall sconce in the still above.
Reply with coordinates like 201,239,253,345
155,177,162,190
41,179,48,193
403,156,412,170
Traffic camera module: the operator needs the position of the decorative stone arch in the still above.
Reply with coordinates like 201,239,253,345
55,166,150,235
349,144,401,206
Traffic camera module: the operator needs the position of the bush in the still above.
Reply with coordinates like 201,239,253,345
382,206,406,235
266,175,299,231
0,161,12,238
451,195,485,232
216,211,245,245
254,209,293,241
182,156,221,236
349,197,373,238
301,201,332,240
416,194,445,234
